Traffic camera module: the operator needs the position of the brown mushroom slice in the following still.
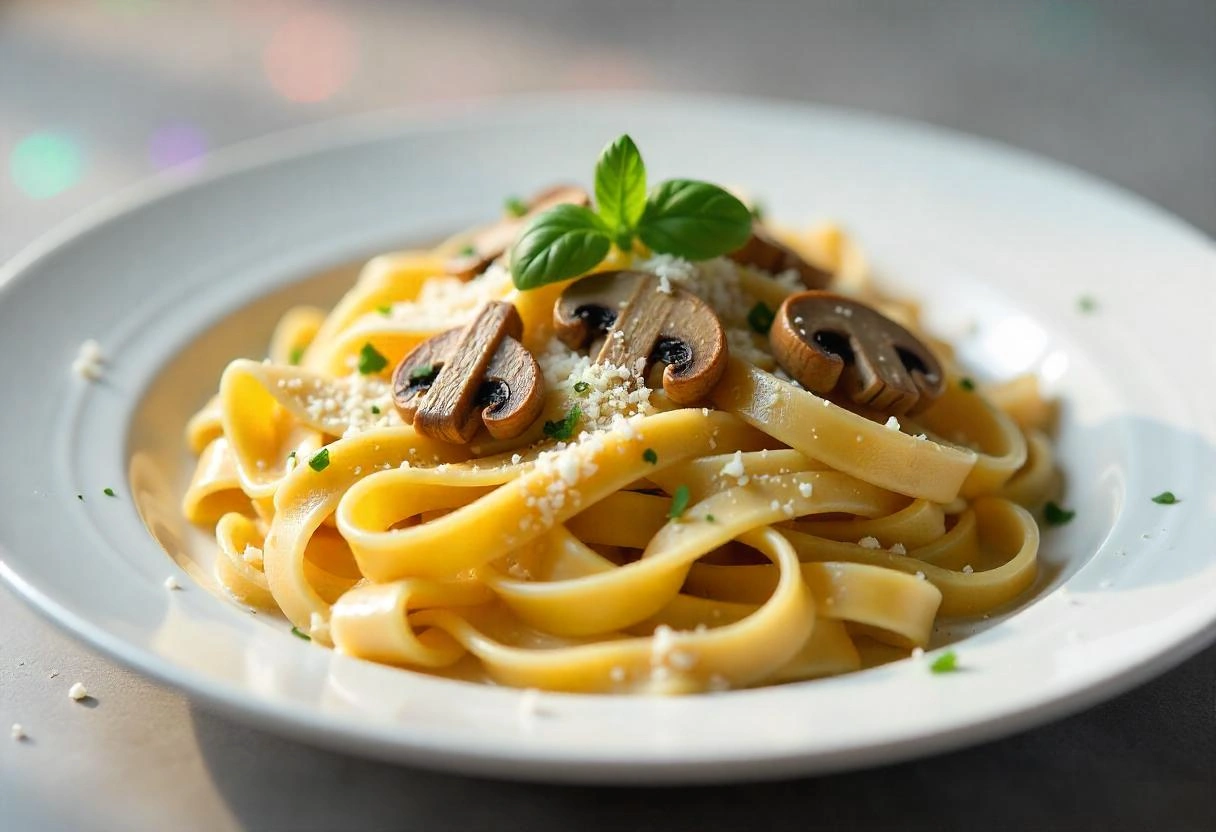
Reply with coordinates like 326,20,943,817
445,185,591,280
770,291,944,416
392,301,544,443
728,221,833,289
553,271,728,405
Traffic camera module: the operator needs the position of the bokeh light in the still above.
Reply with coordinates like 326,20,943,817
148,123,208,172
9,132,85,199
263,10,356,103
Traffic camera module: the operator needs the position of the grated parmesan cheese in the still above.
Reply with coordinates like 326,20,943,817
71,339,104,380
163,576,181,591
282,373,401,438
11,723,25,741
890,543,907,555
858,536,882,550
885,416,901,431
68,682,88,701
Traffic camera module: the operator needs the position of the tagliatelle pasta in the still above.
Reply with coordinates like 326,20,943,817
182,216,1056,695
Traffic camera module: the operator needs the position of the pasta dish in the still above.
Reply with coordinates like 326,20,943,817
181,136,1055,694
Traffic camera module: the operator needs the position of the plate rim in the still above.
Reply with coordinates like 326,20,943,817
2,91,1214,784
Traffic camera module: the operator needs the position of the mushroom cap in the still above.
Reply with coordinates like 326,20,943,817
770,291,945,416
553,270,728,406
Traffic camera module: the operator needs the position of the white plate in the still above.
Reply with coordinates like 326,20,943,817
1,94,1214,784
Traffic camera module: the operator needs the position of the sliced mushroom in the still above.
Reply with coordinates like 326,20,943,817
728,221,833,289
393,301,543,443
770,291,944,416
445,185,591,280
553,271,728,405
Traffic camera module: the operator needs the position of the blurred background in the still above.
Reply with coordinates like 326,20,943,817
1,0,1213,265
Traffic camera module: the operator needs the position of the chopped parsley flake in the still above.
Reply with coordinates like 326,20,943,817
1078,296,1098,313
930,650,959,673
288,451,297,461
668,484,691,519
1044,501,1075,526
959,377,976,391
308,448,330,472
375,304,392,316
642,448,658,465
459,243,476,257
370,404,381,415
543,405,581,441
1151,491,1179,505
290,626,311,641
76,494,83,501
573,381,591,394
357,343,388,375
747,301,775,335
288,346,304,366
504,196,528,217
705,514,715,522
410,364,435,381
103,487,116,498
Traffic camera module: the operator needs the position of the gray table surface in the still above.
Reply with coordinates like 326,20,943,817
1,2,1213,830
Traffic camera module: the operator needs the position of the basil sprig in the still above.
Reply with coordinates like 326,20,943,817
509,134,752,290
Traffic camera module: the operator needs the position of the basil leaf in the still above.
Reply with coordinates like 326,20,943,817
637,179,753,260
509,205,612,290
594,134,647,239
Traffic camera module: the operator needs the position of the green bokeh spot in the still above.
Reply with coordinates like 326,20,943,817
10,132,85,199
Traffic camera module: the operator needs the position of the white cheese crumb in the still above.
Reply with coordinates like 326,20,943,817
68,682,88,701
510,453,522,465
657,274,673,294
720,450,746,481
858,536,882,550
11,723,26,741
163,576,181,591
890,543,907,555
915,570,926,580
782,500,796,517
609,666,626,683
242,545,263,567
668,649,697,671
914,433,928,441
517,688,548,720
71,339,105,380
884,416,901,431
769,499,781,511
911,647,925,659
798,482,814,498
962,564,974,574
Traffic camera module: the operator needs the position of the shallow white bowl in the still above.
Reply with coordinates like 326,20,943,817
1,93,1213,784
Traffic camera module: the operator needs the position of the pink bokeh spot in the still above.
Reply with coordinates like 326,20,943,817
263,10,357,103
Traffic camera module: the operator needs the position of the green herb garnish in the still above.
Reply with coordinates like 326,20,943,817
543,405,581,441
705,514,715,522
103,487,116,498
573,381,591,394
357,343,388,375
668,484,691,519
959,377,976,391
1078,296,1097,313
290,626,311,641
749,201,765,221
288,346,304,366
76,494,84,501
308,448,330,472
1043,501,1075,526
509,134,752,290
375,304,392,316
642,448,658,464
747,301,775,335
370,404,381,415
930,650,959,674
288,451,297,462
504,195,528,217
459,243,476,257
1151,491,1179,505
409,364,435,381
